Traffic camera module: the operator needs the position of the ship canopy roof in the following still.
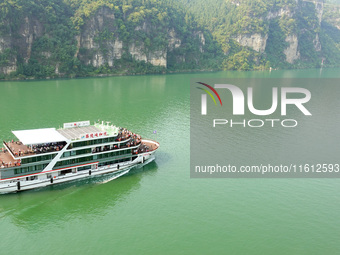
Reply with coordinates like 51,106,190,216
12,128,67,145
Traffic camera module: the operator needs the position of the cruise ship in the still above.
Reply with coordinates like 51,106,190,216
0,121,159,194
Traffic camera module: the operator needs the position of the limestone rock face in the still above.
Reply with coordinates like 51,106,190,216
267,7,293,19
77,7,121,67
315,2,324,25
230,1,327,65
0,16,43,75
75,7,183,68
0,57,17,75
0,36,16,74
233,33,268,53
0,37,10,54
284,34,300,64
313,33,321,52
20,17,43,63
168,29,181,50
129,43,147,62
149,51,167,67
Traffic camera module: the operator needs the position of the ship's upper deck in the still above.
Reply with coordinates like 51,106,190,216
1,127,68,168
0,121,132,169
57,122,120,141
0,140,65,168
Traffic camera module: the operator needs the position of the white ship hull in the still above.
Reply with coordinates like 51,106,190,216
0,151,155,194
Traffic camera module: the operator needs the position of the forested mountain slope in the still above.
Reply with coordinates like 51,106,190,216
0,0,221,78
0,0,339,79
178,0,340,70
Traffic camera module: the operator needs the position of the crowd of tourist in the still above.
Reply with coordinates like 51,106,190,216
31,142,65,154
0,147,20,168
137,144,150,154
118,129,142,149
92,128,142,154
0,159,21,168
115,128,137,142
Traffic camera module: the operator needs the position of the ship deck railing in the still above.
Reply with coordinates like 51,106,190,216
0,140,66,169
92,140,142,154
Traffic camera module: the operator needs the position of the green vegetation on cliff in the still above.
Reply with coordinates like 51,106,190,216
0,0,339,79
178,0,340,70
0,0,222,79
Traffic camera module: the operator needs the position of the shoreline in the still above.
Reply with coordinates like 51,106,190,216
0,68,221,82
0,65,339,82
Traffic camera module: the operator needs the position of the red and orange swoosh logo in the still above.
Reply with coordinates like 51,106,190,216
197,82,223,106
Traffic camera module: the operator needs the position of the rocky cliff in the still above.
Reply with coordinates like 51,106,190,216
233,33,268,53
76,7,170,68
229,0,325,65
0,3,213,78
0,0,339,78
0,15,45,75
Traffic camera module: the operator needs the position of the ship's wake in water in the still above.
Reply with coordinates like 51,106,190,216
98,170,130,184
97,155,156,184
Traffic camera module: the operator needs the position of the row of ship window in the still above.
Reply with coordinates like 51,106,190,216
69,137,118,148
21,154,57,164
61,143,130,158
14,164,48,175
93,149,131,159
62,148,91,158
53,149,132,169
61,148,132,160
98,157,132,167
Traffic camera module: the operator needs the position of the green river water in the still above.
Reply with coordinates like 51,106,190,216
0,68,339,254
